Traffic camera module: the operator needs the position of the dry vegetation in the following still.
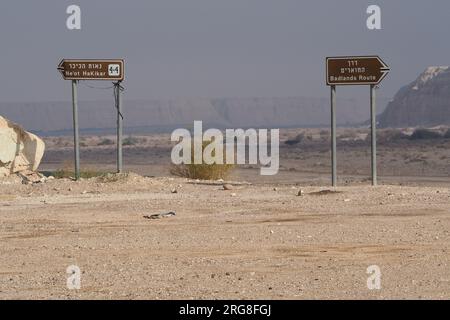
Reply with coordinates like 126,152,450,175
170,140,234,180
51,160,106,179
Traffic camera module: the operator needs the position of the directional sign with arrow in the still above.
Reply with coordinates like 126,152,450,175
326,56,389,86
325,55,390,187
57,59,124,81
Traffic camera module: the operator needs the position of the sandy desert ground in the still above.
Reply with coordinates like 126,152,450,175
0,128,449,299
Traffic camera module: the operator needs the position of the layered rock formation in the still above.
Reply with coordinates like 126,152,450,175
0,115,45,177
0,97,390,134
379,66,450,128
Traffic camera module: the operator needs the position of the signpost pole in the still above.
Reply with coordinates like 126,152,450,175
370,85,377,186
331,85,337,187
71,80,80,180
116,82,123,173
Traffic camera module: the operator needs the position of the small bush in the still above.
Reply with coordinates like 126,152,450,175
170,140,234,180
98,138,115,146
285,133,305,146
123,136,140,146
409,129,442,140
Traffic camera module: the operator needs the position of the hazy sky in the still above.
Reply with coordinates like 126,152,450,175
1,0,450,102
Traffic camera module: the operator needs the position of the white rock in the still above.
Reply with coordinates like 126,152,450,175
0,115,45,177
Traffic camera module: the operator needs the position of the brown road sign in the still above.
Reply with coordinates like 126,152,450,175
326,56,389,86
57,59,124,81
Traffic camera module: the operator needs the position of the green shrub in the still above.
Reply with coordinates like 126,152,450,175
123,136,140,146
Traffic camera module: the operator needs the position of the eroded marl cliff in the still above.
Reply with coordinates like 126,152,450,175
0,96,389,134
379,67,450,128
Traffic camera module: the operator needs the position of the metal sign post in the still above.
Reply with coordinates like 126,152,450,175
370,85,377,186
326,56,389,187
71,80,80,180
114,82,123,173
330,85,337,187
58,59,125,179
